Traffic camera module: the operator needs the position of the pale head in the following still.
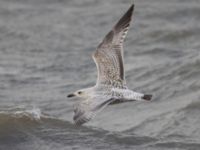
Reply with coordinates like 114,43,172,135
67,88,93,99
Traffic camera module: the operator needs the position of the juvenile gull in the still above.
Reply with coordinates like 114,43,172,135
67,4,152,125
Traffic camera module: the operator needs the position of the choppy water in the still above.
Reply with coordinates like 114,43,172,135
0,0,200,149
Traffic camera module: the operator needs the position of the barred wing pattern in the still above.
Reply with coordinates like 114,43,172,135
93,5,134,88
73,97,115,125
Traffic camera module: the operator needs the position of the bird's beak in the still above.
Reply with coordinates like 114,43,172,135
67,93,76,98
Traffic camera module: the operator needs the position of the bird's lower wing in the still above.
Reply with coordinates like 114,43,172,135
73,97,115,125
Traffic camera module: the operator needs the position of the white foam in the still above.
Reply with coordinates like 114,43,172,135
14,107,42,120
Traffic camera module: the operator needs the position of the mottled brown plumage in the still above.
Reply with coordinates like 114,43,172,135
68,5,152,126
93,5,134,87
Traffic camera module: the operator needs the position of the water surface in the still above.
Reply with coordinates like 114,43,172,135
0,0,200,149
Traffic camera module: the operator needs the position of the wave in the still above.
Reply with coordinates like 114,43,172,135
0,107,73,132
183,101,200,110
0,107,46,122
0,107,105,135
152,141,200,150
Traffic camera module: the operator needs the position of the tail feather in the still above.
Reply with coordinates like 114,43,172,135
142,94,152,101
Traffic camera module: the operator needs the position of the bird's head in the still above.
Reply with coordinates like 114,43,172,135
67,88,92,99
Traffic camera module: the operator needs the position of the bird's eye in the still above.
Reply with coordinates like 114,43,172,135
78,91,82,94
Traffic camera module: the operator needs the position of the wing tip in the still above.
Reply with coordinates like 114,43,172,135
130,4,135,13
117,3,135,19
125,4,135,20
114,4,135,31
73,115,90,126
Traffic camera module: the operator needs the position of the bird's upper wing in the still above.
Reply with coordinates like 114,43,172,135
73,96,115,125
93,5,134,88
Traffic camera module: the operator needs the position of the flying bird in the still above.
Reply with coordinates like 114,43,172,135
67,4,152,125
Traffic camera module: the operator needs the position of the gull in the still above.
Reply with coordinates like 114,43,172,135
67,4,152,125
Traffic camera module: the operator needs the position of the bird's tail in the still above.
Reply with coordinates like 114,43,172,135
142,94,152,101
